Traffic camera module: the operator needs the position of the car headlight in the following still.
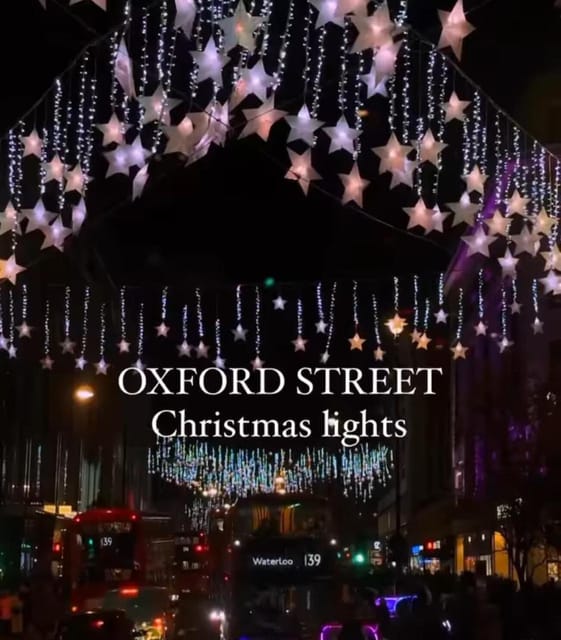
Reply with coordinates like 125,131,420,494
209,609,225,622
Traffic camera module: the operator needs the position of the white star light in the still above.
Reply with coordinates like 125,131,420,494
372,133,413,177
174,0,197,36
95,359,110,375
441,92,470,123
196,341,210,358
156,322,170,337
315,320,328,334
75,356,87,370
240,95,288,142
339,163,370,208
532,318,544,335
446,192,479,227
8,345,16,359
42,155,65,183
350,1,395,52
214,354,226,369
403,198,434,234
138,85,181,125
511,226,539,256
462,165,487,195
0,203,21,236
0,335,7,351
177,341,192,357
1,255,25,285
251,355,265,369
117,339,130,353
461,226,497,257
540,271,561,295
21,130,42,157
416,129,447,166
320,351,330,364
285,149,322,195
218,1,264,52
475,321,487,336
97,113,126,146
232,324,248,341
273,296,287,310
359,69,388,99
163,117,195,156
506,190,531,217
308,0,345,28
230,60,273,109
434,309,448,324
437,0,475,60
64,164,86,193
41,355,54,370
323,117,359,154
191,38,228,84
41,217,72,251
285,105,324,146
498,248,519,278
292,336,308,352
373,41,402,77
485,209,509,236
16,322,32,338
60,338,75,354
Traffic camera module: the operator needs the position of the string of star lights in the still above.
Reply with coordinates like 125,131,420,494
178,305,191,357
195,288,209,358
96,303,109,374
75,287,90,370
214,317,226,369
386,276,407,337
475,268,487,336
232,284,247,342
156,287,170,337
17,284,32,339
292,297,307,352
118,287,130,353
151,441,393,502
532,279,543,335
417,297,431,350
320,282,337,364
371,293,385,362
135,302,145,370
8,290,15,359
252,285,264,369
0,296,6,350
41,300,53,370
499,283,511,353
451,287,467,360
5,0,561,289
411,274,420,343
348,280,365,351
0,274,558,369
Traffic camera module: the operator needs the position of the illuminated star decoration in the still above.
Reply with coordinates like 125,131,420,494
251,355,265,369
323,117,359,155
416,129,448,166
510,300,522,315
349,333,366,350
117,338,130,353
374,346,385,361
41,217,72,251
485,209,509,236
0,334,7,351
240,95,288,142
350,1,396,52
308,0,345,28
540,271,561,295
441,91,470,123
461,226,497,257
430,206,449,234
462,165,487,195
138,85,181,125
359,69,388,99
336,0,370,16
417,333,431,350
21,129,42,157
410,328,422,343
0,255,26,285
218,1,265,52
41,355,54,370
8,345,16,359
43,154,65,183
114,38,135,98
320,351,330,364
339,163,370,208
475,321,487,336
315,320,328,334
134,359,145,371
69,0,106,9
292,336,308,352
214,354,226,369
177,341,192,357
385,314,407,337
163,118,195,156
0,203,21,236
403,198,434,234
372,133,414,185
64,164,86,194
451,342,468,360
232,324,248,341
499,337,513,353
437,0,475,60
60,338,75,354
191,38,228,84
230,60,273,109
506,190,531,217
511,226,539,256
532,318,544,335
541,246,561,271
97,113,126,146
95,359,109,375
16,322,32,338
533,209,556,236
498,248,519,278
174,0,197,36
75,355,87,370
434,308,448,324
196,341,209,358
285,149,322,195
156,322,170,337
285,105,324,146
273,296,287,310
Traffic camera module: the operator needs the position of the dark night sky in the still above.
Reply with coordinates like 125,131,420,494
0,0,559,287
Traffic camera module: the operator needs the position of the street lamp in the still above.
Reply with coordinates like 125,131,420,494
74,384,95,403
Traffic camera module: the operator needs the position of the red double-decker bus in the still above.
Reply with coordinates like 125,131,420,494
66,508,174,611
173,531,211,594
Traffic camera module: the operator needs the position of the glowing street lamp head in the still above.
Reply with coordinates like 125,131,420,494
74,385,95,402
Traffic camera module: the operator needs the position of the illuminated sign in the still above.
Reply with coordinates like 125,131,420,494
100,537,113,548
248,553,323,569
